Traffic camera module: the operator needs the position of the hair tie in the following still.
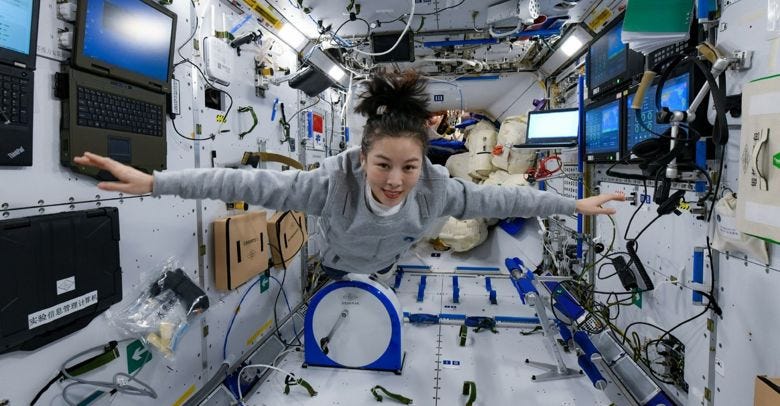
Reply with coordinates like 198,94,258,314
376,105,387,115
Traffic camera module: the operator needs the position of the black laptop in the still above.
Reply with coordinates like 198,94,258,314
0,0,40,166
59,0,176,179
513,108,580,149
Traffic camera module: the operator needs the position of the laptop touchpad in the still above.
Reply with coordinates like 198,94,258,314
107,137,131,164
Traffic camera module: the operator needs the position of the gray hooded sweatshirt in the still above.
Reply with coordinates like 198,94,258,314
153,147,576,274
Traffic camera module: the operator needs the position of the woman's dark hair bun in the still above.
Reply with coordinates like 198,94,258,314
354,70,430,122
355,70,432,155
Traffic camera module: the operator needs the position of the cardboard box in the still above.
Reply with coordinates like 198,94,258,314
267,210,308,269
755,376,780,406
213,211,269,290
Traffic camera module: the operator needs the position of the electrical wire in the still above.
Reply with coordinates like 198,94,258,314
223,275,263,360
353,0,415,57
287,96,321,124
237,363,299,404
58,339,156,406
270,275,301,344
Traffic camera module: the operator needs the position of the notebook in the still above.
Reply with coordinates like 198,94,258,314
513,108,579,149
0,0,40,166
60,0,176,179
621,0,693,55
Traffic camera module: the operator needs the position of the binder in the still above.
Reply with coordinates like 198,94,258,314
621,0,693,54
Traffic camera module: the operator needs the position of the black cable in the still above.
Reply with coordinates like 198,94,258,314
31,374,62,405
288,97,321,123
171,57,234,141
377,0,466,24
415,0,466,16
172,118,214,141
176,0,199,64
597,262,617,280
623,179,649,240
272,265,302,348
333,17,372,48
629,213,662,242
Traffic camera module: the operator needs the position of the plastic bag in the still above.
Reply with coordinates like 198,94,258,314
711,193,769,264
107,265,210,359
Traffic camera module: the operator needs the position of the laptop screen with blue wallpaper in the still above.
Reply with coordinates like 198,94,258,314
82,0,174,83
0,0,34,55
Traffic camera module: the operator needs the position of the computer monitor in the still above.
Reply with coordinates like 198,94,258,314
0,0,39,68
586,15,644,100
526,108,580,145
584,96,623,162
625,72,690,153
73,0,176,91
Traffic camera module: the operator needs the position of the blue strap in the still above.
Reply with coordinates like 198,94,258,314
417,275,427,302
452,276,460,304
456,266,500,273
407,313,440,324
485,277,497,305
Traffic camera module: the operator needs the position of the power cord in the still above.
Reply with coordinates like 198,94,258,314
59,339,156,406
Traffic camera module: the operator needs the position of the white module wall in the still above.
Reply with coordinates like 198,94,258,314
0,0,320,404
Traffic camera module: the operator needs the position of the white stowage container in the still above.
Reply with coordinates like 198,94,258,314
437,217,489,252
492,115,535,174
467,120,498,179
445,152,473,181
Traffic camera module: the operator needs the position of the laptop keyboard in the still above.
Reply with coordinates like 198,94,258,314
77,86,163,137
0,71,30,125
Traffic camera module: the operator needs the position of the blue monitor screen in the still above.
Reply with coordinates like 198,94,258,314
82,0,174,83
626,72,690,151
585,99,621,154
589,22,626,91
0,0,34,55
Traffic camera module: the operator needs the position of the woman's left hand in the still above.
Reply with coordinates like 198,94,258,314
575,192,625,215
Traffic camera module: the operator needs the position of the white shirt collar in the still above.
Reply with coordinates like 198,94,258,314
365,183,403,216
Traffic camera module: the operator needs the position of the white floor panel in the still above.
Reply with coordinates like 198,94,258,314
247,272,608,406
248,325,441,406
437,324,611,406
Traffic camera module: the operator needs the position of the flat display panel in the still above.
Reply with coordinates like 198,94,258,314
626,72,690,151
81,0,174,83
585,97,622,162
527,108,579,144
0,0,33,55
588,22,626,93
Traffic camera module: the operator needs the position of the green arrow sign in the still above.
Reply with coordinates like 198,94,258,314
127,339,152,374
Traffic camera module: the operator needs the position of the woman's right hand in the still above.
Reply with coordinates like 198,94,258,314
73,152,154,194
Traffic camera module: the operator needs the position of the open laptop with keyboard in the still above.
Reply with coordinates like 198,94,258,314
0,0,40,166
513,108,580,149
59,0,176,179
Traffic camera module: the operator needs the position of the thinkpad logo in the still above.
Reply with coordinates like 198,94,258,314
7,146,24,159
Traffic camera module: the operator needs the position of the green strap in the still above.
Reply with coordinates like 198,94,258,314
283,375,317,397
473,318,498,334
458,325,468,347
462,381,477,406
67,341,120,376
371,385,413,404
237,106,258,139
